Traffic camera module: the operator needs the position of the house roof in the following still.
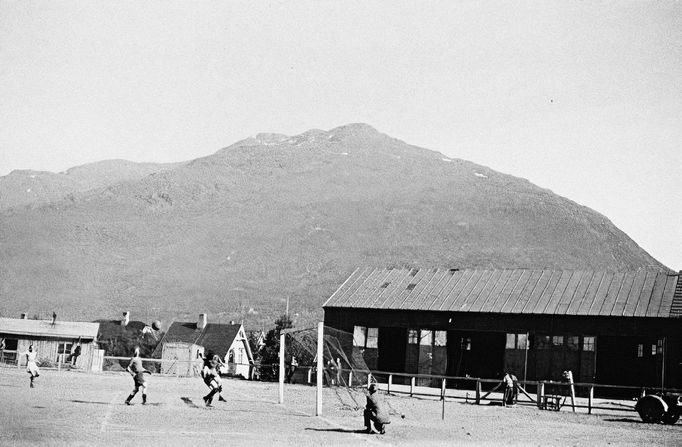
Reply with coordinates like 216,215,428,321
95,319,148,340
323,268,682,318
197,323,242,355
159,321,243,354
0,318,100,339
162,321,203,345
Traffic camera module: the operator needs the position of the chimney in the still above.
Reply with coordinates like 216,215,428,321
121,311,130,327
20,313,27,320
198,313,207,330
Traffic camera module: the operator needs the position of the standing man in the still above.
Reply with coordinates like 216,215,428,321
286,355,298,384
23,344,40,388
502,370,518,406
125,347,151,405
364,383,390,434
70,341,81,368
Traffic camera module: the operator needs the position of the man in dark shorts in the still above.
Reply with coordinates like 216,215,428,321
200,353,226,406
125,348,151,405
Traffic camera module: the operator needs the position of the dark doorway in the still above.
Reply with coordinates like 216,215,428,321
597,336,662,391
447,331,505,384
378,327,407,383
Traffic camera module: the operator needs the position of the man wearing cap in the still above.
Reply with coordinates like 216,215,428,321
364,383,390,434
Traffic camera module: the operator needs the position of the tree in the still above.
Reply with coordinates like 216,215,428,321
258,314,293,381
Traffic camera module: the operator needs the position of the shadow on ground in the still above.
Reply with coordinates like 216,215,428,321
70,400,112,405
305,428,368,434
604,418,643,424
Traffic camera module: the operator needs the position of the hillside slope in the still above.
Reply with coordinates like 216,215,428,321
0,124,666,327
0,160,185,210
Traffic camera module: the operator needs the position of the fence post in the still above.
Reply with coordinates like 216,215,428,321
410,376,415,397
57,355,61,372
308,367,312,384
588,385,594,415
442,393,446,420
475,380,481,405
640,388,646,398
441,378,446,400
367,373,373,388
388,374,393,395
348,370,353,387
537,382,544,409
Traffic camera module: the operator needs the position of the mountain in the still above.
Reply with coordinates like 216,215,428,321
0,124,667,327
0,160,185,210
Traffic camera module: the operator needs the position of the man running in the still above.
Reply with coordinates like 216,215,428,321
200,352,226,406
23,344,40,388
125,347,151,405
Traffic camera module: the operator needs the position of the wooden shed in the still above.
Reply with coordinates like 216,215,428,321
324,268,682,390
0,315,102,371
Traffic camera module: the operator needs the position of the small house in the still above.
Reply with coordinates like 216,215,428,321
156,314,254,378
0,313,102,371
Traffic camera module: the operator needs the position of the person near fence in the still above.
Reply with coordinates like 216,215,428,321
502,370,518,407
0,338,5,364
125,347,151,405
23,344,40,388
285,355,298,384
364,383,390,434
70,342,81,367
201,352,226,406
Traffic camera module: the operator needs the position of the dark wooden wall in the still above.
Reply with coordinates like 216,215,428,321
325,307,681,388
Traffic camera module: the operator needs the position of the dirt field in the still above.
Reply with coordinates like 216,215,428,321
0,367,679,446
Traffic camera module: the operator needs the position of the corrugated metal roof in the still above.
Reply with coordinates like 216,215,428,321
0,318,100,339
323,268,682,318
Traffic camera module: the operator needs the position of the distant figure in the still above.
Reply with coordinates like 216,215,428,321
326,359,338,386
364,383,390,434
125,347,151,405
70,343,81,367
201,353,226,406
502,371,518,406
0,338,5,364
286,356,298,384
23,344,40,388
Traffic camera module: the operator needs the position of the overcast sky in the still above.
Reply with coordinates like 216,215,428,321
1,1,680,270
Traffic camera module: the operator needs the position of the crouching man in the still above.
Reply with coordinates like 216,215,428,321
364,383,390,434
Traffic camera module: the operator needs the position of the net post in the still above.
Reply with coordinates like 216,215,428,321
316,322,323,416
279,332,285,404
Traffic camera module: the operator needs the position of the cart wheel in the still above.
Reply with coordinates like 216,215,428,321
636,395,666,423
661,412,679,425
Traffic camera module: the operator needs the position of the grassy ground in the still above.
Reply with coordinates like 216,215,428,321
0,367,679,446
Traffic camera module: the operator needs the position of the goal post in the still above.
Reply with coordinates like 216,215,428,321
278,323,324,415
279,331,285,404
279,323,369,415
316,322,323,416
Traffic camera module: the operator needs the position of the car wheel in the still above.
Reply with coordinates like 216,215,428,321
636,395,666,423
661,412,680,425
